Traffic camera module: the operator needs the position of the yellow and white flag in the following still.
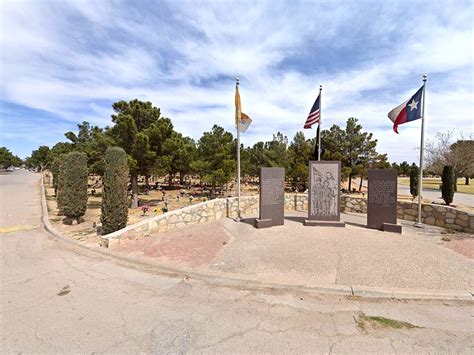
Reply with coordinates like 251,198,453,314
235,83,241,127
238,112,252,133
235,83,252,133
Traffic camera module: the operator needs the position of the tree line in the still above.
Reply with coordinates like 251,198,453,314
25,99,392,204
0,147,22,169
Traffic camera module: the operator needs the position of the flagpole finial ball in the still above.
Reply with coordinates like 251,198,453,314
236,76,240,85
320,85,323,90
423,74,428,81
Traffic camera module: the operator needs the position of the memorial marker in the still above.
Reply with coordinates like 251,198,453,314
367,169,402,233
304,161,345,227
255,167,285,229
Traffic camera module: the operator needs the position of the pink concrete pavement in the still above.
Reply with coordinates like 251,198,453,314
112,222,233,267
108,211,473,293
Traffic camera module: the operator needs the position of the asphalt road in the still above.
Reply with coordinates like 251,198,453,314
397,183,473,206
358,178,473,206
1,171,473,354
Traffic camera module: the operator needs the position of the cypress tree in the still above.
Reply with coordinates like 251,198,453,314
441,165,455,206
51,156,62,196
100,147,129,234
409,165,419,198
56,156,65,215
62,152,88,223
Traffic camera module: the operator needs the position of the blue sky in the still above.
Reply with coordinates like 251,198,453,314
1,0,472,162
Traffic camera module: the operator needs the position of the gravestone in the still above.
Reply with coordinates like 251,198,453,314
367,169,402,233
255,167,285,228
304,161,345,227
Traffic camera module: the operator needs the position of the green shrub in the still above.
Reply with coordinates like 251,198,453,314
61,152,88,222
100,147,129,234
409,165,419,198
441,165,455,205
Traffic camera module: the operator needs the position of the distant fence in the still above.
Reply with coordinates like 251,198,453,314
103,193,473,247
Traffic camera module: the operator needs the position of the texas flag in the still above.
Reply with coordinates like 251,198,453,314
388,86,424,133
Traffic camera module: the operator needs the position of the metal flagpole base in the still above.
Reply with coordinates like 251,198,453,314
234,211,243,222
413,222,424,229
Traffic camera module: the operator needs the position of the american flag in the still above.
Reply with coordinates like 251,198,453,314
303,94,320,129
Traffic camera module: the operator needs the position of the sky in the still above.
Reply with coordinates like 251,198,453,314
1,0,473,163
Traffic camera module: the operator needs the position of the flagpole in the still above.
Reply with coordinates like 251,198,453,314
236,77,242,221
318,85,322,161
414,74,428,228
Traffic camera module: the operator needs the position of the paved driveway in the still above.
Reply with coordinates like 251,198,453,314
359,178,473,206
397,183,473,206
1,171,473,353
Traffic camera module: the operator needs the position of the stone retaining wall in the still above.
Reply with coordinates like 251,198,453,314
398,201,473,233
341,195,368,213
303,194,473,234
104,193,473,244
284,194,308,211
228,195,259,218
104,198,227,242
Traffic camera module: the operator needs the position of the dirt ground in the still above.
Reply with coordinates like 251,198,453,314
44,176,260,247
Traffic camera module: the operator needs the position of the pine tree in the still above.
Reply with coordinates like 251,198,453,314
100,147,129,234
409,164,419,198
321,117,380,192
193,125,235,196
108,99,172,208
441,165,455,205
61,152,88,223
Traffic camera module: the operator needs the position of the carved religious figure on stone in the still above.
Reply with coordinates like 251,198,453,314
311,173,323,215
311,167,339,218
326,172,338,215
306,161,344,226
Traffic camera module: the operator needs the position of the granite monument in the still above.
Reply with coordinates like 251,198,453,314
255,167,285,228
367,169,402,233
304,161,345,227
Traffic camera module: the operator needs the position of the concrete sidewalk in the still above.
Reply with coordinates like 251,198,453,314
111,211,473,293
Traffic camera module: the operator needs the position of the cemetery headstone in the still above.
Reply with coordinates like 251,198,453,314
367,169,402,233
304,161,345,227
255,167,285,228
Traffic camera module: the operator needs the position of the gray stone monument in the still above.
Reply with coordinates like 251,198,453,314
304,161,345,227
255,167,285,229
367,169,402,233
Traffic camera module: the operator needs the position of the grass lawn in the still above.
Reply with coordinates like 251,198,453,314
398,177,474,195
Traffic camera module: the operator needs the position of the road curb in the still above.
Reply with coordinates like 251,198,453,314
40,175,473,302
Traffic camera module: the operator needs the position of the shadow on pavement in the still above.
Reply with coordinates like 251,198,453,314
241,217,257,226
284,215,306,224
344,221,369,229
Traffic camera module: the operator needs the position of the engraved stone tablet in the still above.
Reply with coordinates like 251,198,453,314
367,169,400,232
305,161,344,226
255,167,285,228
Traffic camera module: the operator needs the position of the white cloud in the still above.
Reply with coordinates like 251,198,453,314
0,0,472,162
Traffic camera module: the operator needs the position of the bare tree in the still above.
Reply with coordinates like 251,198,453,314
425,130,474,187
451,140,474,185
